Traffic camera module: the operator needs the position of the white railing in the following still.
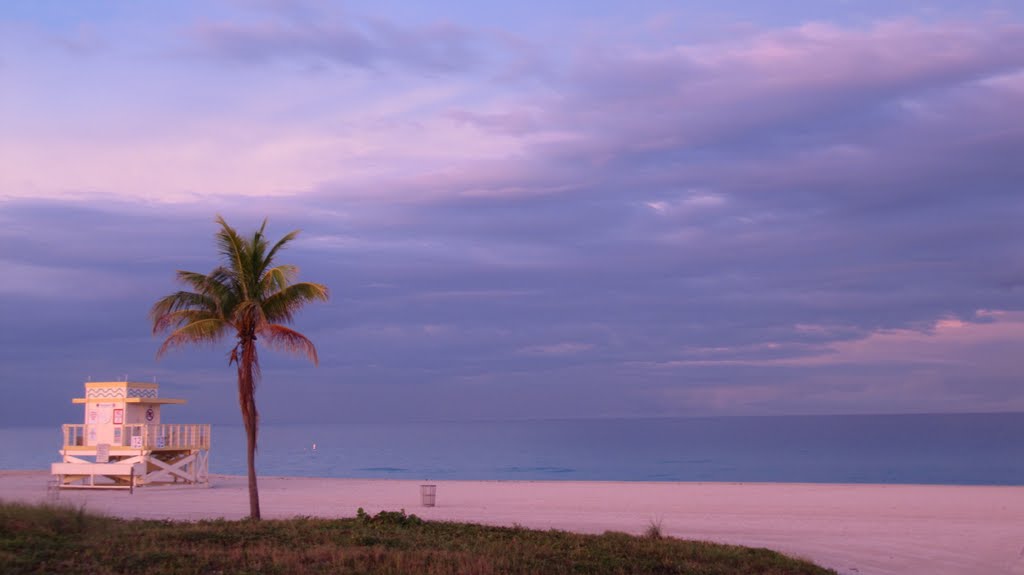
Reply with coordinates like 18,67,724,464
62,424,211,450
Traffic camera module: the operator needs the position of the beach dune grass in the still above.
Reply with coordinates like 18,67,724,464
1,501,835,575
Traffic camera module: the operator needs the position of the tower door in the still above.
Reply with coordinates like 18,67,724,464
87,402,117,446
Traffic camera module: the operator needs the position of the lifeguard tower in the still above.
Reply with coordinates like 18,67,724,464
51,381,210,489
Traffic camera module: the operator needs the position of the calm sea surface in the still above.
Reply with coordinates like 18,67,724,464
3,413,1022,485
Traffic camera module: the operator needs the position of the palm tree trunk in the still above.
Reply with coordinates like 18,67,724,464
238,336,261,520
244,400,260,520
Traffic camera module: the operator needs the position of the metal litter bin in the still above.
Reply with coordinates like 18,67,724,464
420,484,436,507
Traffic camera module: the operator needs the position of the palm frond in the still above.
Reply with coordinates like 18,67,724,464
156,318,232,358
266,229,300,266
249,223,269,293
215,215,251,299
150,291,217,332
260,324,320,365
259,264,298,296
262,282,330,324
152,308,225,334
175,270,218,292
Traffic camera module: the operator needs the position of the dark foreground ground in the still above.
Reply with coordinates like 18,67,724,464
0,501,834,575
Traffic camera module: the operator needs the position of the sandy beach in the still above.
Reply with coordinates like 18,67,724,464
2,470,1021,575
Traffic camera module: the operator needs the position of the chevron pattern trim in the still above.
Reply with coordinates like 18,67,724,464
86,388,126,398
128,388,158,398
85,387,159,399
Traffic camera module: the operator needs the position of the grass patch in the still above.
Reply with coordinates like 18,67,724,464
1,501,835,574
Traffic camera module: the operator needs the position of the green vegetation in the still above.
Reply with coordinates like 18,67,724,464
1,501,835,575
150,216,329,519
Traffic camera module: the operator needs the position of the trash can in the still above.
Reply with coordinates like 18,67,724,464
420,484,436,507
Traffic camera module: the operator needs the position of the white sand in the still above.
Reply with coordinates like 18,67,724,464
2,470,1022,575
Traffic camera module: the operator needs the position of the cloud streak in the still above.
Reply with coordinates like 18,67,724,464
193,7,482,73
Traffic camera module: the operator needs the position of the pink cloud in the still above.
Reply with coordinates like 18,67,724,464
794,310,1024,368
646,311,1024,414
518,342,594,356
651,310,1024,370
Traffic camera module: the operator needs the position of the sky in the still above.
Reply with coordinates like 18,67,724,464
1,0,1023,426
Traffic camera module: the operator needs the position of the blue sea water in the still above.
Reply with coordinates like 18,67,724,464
3,413,1022,485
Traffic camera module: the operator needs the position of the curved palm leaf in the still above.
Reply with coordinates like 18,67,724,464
156,318,233,357
261,324,319,364
263,282,330,324
260,264,299,296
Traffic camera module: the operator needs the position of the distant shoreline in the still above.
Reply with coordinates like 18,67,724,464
3,470,1022,575
8,407,1024,425
4,467,1024,488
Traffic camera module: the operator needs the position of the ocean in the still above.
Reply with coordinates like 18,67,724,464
3,413,1022,485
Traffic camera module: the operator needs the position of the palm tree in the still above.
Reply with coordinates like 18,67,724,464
150,216,329,519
